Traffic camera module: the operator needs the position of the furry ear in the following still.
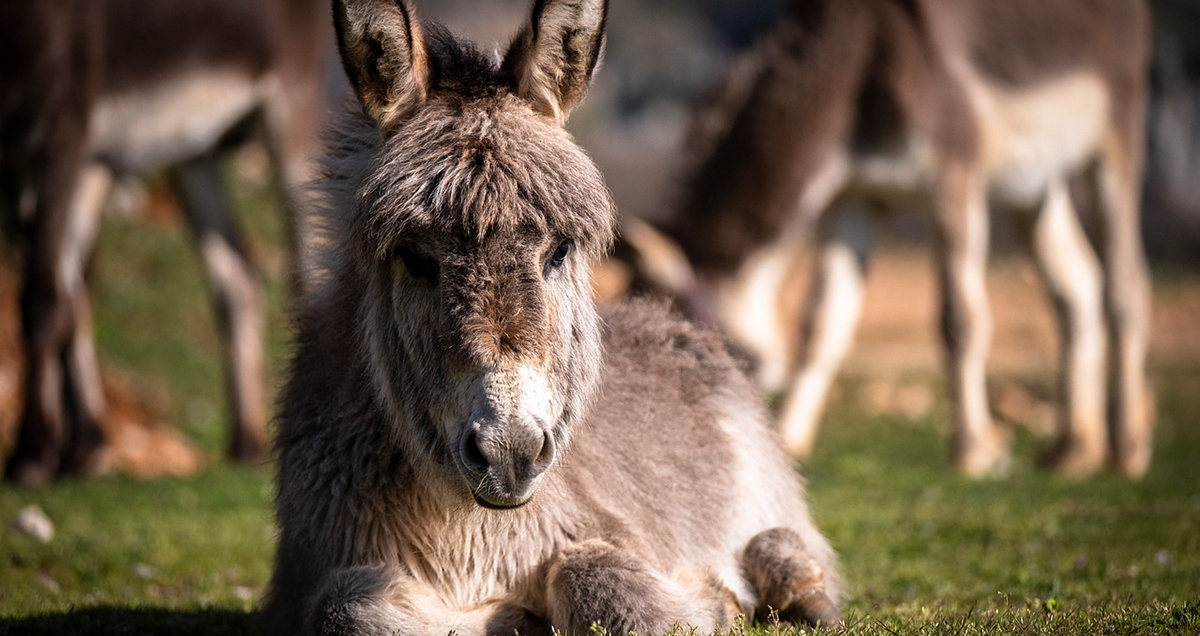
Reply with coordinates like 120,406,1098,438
502,0,609,126
333,0,429,132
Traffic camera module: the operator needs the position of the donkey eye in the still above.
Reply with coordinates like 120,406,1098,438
547,239,573,271
394,245,438,283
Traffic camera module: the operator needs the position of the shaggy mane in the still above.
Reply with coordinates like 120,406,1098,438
307,20,616,297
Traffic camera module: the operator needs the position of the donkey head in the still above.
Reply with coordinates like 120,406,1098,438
334,0,614,509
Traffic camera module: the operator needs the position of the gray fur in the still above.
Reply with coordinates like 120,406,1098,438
263,0,840,634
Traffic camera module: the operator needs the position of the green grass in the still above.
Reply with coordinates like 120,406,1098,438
802,371,1200,634
3,377,1197,635
2,162,1199,634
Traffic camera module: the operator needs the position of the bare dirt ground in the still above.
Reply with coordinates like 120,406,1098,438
850,248,1200,377
843,248,1200,433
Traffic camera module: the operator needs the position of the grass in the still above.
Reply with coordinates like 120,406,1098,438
2,158,1199,634
3,378,1198,635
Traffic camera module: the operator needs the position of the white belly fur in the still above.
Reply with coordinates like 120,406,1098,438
972,72,1110,207
91,69,268,173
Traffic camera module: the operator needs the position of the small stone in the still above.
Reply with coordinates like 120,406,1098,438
132,563,158,579
1155,550,1171,566
34,572,60,593
234,585,256,602
12,505,54,543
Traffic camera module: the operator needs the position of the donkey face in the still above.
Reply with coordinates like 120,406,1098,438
335,0,614,508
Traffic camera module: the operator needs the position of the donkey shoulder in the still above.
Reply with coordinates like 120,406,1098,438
599,298,757,396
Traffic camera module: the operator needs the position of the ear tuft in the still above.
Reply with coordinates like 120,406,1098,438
502,0,609,126
334,0,430,132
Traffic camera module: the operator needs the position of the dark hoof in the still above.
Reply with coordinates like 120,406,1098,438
229,435,266,464
4,459,57,488
793,588,843,628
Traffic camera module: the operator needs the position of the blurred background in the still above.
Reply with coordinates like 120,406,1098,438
3,0,1197,474
1,0,1198,631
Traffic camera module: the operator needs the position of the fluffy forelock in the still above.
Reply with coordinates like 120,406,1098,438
360,97,616,257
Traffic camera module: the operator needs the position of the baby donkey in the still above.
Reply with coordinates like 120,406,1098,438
263,0,842,633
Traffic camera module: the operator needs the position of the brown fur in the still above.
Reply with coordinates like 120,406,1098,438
633,0,1153,478
264,1,841,634
0,0,330,484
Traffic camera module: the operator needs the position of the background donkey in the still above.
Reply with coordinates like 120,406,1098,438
0,0,329,485
628,0,1154,478
265,0,841,633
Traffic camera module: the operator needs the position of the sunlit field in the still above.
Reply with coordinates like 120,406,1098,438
2,159,1198,635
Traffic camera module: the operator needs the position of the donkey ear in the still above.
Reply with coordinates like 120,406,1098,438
502,0,609,126
333,0,430,132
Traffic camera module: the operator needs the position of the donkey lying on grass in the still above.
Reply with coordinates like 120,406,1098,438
264,0,841,633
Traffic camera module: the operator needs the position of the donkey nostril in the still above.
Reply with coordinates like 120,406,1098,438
534,431,556,468
462,430,488,472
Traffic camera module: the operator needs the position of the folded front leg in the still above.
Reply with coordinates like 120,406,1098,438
310,565,548,636
545,539,739,635
743,527,841,628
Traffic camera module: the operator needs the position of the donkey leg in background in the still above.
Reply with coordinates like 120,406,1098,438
259,112,316,294
1014,180,1107,476
5,155,97,485
1093,127,1153,478
260,10,327,296
778,206,873,458
934,167,1008,477
59,164,113,473
170,153,267,461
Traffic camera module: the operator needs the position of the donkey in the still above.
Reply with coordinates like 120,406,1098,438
264,0,842,633
0,0,329,485
628,0,1154,478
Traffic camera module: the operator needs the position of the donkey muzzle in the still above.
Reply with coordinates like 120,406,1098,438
458,419,556,509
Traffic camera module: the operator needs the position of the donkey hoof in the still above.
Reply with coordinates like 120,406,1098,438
1114,439,1152,479
788,588,843,628
743,528,841,628
1113,385,1157,479
953,428,1012,479
1040,435,1105,478
4,460,57,488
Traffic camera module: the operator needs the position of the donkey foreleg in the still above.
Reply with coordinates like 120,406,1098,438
742,527,841,628
171,154,267,461
1015,181,1107,476
778,206,872,458
6,163,112,485
545,539,740,635
310,565,547,636
60,164,112,473
1091,136,1153,478
935,168,1008,477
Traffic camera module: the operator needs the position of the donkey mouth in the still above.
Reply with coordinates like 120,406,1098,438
463,467,545,510
471,491,533,510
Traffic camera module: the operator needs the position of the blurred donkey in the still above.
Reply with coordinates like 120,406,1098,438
626,0,1154,477
0,0,330,485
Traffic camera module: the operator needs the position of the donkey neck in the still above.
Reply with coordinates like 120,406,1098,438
378,449,581,609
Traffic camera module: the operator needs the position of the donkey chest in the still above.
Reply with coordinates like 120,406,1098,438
90,68,269,173
385,509,566,609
